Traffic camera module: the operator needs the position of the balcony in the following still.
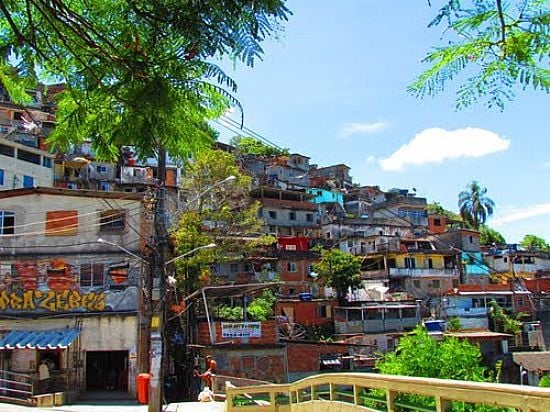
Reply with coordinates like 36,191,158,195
222,372,550,411
389,268,459,278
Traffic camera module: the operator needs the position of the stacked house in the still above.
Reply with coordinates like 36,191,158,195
0,84,549,401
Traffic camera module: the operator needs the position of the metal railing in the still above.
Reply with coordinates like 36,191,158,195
0,369,34,403
224,372,550,412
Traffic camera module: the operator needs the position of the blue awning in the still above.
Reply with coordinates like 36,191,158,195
0,329,80,350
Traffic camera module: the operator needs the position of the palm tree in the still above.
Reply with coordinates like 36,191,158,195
458,181,495,229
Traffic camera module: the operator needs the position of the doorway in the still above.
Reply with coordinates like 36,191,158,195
86,350,128,392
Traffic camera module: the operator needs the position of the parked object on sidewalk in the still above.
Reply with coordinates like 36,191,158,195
197,386,214,402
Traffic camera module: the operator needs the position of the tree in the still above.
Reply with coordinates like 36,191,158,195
410,1,549,110
520,234,549,252
0,1,291,160
230,135,289,156
427,202,461,220
313,248,362,305
458,181,495,229
369,326,503,411
171,148,274,292
479,225,506,246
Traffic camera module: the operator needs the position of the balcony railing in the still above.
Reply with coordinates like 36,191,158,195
223,372,550,412
389,268,459,277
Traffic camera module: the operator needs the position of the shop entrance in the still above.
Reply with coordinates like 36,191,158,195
86,351,128,392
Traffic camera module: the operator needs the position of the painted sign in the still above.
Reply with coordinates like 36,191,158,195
221,322,262,338
0,289,105,312
0,257,139,314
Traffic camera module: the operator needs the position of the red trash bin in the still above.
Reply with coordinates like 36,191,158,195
137,373,151,404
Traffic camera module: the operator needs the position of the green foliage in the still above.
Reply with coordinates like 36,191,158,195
458,181,495,229
479,225,506,246
539,375,550,387
246,290,277,321
0,1,290,159
411,1,549,110
520,234,549,252
230,135,289,156
447,317,462,331
364,326,508,412
217,305,243,321
427,202,460,220
488,300,525,336
313,248,362,304
172,149,274,292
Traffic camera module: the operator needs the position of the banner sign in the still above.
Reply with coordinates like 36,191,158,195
221,322,262,338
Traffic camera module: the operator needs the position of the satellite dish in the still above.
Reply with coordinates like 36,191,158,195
309,271,319,279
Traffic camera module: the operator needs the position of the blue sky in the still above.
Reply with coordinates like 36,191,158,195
214,0,550,244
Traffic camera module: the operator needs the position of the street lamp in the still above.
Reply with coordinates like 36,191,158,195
97,238,147,262
165,243,217,266
185,175,236,205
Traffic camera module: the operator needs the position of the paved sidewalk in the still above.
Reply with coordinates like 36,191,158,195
0,401,225,412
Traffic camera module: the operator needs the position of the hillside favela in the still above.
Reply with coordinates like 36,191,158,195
0,1,549,412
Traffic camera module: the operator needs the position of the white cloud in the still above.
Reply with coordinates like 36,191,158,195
539,162,550,170
366,155,376,164
379,127,510,171
491,203,550,227
339,122,387,138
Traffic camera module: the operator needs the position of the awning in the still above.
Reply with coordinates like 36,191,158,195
0,328,80,349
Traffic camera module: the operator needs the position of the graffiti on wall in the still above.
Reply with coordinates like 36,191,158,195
0,258,139,314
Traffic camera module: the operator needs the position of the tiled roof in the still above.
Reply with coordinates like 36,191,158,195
0,328,80,349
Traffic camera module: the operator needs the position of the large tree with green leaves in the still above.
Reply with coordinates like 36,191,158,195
411,0,549,110
369,326,505,411
520,234,549,252
0,1,290,160
171,148,274,292
479,225,506,246
458,181,495,229
313,248,362,305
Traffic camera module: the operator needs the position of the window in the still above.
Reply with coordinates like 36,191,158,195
42,157,52,168
17,150,41,165
99,210,126,232
0,143,14,157
100,182,112,191
433,218,441,226
517,297,524,307
404,257,416,269
287,262,298,272
80,263,104,287
468,235,474,244
413,280,420,288
96,165,107,173
268,211,277,219
318,305,332,318
431,279,441,289
0,169,4,186
427,258,433,269
45,210,78,236
289,211,296,221
23,175,34,188
0,211,15,234
230,263,239,273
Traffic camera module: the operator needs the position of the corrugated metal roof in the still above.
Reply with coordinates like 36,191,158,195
0,328,80,349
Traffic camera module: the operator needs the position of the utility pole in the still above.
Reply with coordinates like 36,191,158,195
149,146,167,412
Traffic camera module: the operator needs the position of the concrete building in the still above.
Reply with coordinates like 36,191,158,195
0,187,150,400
